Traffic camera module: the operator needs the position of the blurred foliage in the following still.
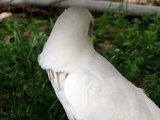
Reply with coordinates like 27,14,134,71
0,11,160,120
0,17,66,120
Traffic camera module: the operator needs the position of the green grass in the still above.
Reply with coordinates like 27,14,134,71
0,12,160,120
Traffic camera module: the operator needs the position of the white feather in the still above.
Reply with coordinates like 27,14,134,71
38,7,160,120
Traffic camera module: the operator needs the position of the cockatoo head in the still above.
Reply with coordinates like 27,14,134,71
45,7,94,49
38,7,95,72
54,7,94,41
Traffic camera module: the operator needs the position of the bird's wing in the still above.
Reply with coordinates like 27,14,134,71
64,69,160,120
64,70,115,120
47,70,76,120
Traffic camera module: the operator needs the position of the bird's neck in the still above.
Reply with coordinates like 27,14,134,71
43,33,95,73
50,45,95,73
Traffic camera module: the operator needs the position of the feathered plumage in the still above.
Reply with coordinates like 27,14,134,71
38,7,160,120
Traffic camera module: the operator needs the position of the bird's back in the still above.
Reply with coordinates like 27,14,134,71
64,52,160,120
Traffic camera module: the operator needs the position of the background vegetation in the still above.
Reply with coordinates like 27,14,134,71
0,9,160,120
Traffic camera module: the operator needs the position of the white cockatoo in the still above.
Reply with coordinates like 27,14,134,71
38,7,160,120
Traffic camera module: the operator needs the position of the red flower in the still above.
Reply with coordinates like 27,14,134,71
23,33,30,39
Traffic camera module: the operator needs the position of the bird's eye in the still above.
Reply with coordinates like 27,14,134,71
88,21,93,37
